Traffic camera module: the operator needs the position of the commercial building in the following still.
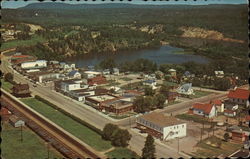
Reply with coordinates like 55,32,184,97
68,89,95,102
136,112,186,140
61,80,82,92
101,97,134,114
87,75,107,86
21,60,47,69
85,94,117,109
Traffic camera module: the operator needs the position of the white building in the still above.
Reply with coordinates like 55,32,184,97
83,71,101,79
136,112,186,141
60,62,75,71
191,103,217,118
143,80,157,89
21,60,47,69
69,89,95,102
214,71,224,78
9,115,25,128
61,80,81,92
113,68,120,75
38,73,60,83
177,83,194,96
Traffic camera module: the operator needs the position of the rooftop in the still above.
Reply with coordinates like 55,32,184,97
192,103,213,114
88,94,116,102
228,88,249,100
139,112,184,127
211,99,222,105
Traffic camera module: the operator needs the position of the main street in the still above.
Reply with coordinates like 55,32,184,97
0,50,231,158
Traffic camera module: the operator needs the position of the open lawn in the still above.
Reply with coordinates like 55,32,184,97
175,113,214,124
106,147,140,158
192,136,242,158
1,122,62,159
120,77,133,81
109,112,137,119
1,79,13,92
20,98,112,151
0,35,46,51
190,90,212,99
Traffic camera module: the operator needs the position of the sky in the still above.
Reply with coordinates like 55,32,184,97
1,0,248,9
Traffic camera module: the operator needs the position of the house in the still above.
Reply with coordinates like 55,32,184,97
190,103,217,118
177,83,194,96
21,60,47,69
83,71,101,79
87,75,107,86
102,69,110,75
168,69,177,78
0,107,12,121
143,80,157,89
214,71,224,78
136,112,186,140
224,109,236,117
9,115,25,128
68,70,81,79
61,80,81,92
165,91,179,104
228,88,249,107
113,68,120,75
211,99,224,112
231,129,248,142
60,62,75,71
12,84,31,97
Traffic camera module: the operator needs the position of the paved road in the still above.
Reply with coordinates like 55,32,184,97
1,50,237,158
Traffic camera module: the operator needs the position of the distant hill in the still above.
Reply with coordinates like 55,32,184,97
19,2,243,10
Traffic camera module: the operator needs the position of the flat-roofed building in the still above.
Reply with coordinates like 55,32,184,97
136,112,186,140
68,88,95,102
85,94,117,109
12,84,31,97
21,60,47,69
101,98,134,114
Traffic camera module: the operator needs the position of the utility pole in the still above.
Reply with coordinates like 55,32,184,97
47,142,50,159
20,125,23,142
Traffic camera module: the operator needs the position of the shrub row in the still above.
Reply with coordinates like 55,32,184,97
34,95,103,135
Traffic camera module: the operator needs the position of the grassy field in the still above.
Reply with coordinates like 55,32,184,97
192,136,242,158
120,77,133,81
190,90,212,99
20,98,112,151
0,34,46,51
109,112,137,119
1,122,62,159
106,147,140,158
175,113,214,124
1,79,13,92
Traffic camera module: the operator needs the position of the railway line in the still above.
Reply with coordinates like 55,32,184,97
1,89,102,159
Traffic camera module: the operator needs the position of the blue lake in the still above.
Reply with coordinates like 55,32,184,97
68,45,209,67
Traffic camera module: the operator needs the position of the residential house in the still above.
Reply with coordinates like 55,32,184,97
0,107,12,121
211,99,224,112
136,112,186,140
231,129,248,142
165,91,179,104
12,84,31,97
228,88,249,107
113,68,120,75
177,83,194,96
214,71,224,78
143,79,157,89
83,71,101,79
87,75,107,86
60,62,75,71
102,69,110,75
68,70,81,79
168,69,177,78
224,109,237,117
9,115,25,128
190,103,217,118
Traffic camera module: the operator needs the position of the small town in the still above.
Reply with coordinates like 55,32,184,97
1,1,249,159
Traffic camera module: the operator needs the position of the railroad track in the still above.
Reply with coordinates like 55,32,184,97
1,89,102,159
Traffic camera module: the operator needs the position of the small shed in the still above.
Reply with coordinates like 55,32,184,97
9,115,25,128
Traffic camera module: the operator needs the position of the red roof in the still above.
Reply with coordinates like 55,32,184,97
245,115,250,121
11,55,33,59
192,103,213,114
228,88,249,100
224,109,236,114
0,107,11,115
211,99,222,105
